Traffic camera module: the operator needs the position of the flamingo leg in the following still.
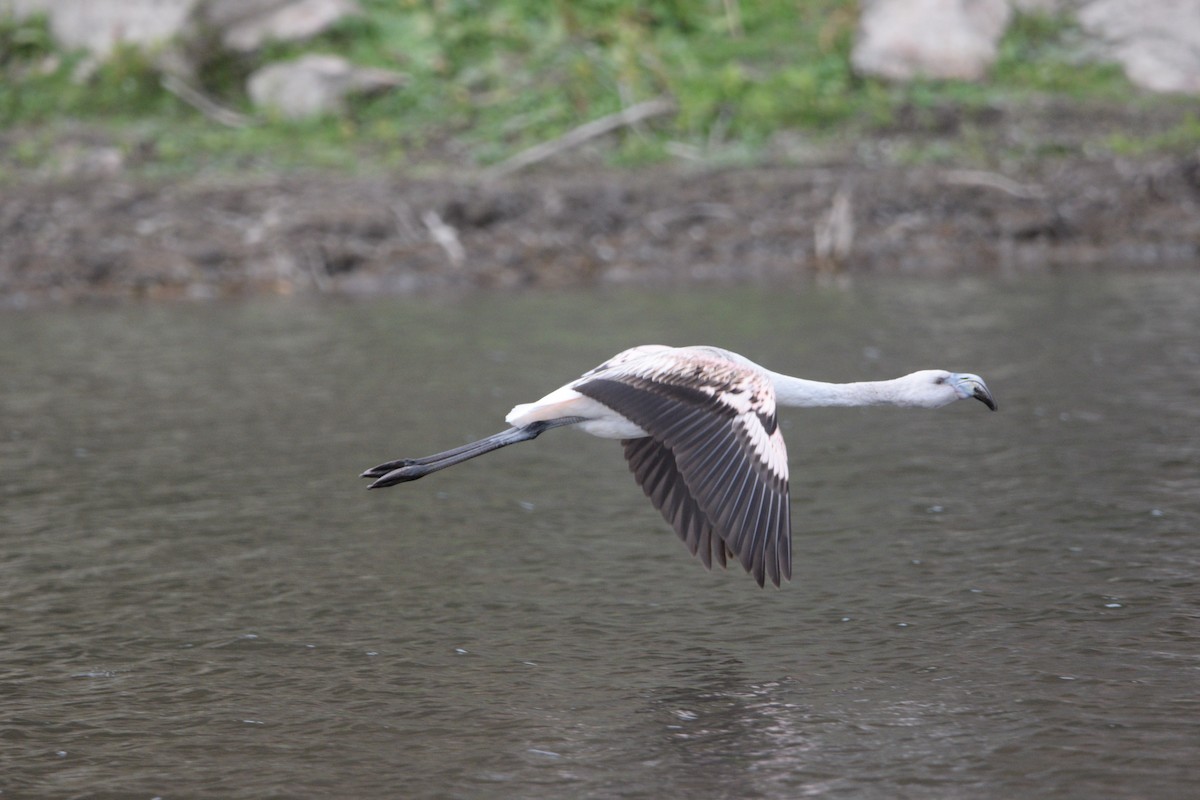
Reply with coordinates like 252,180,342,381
361,417,586,488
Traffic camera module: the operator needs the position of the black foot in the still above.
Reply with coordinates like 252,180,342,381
360,458,415,479
365,462,432,489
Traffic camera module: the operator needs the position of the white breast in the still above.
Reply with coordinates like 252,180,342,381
506,388,647,439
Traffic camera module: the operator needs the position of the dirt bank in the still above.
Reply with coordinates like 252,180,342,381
2,155,1197,306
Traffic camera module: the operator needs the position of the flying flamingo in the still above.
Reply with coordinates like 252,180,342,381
362,345,996,587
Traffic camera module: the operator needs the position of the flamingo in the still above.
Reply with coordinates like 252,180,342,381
362,345,996,587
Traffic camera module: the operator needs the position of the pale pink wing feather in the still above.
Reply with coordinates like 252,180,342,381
575,349,792,587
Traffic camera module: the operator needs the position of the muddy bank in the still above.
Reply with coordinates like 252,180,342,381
2,156,1198,305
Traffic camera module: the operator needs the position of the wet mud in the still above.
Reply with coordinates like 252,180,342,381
2,156,1197,305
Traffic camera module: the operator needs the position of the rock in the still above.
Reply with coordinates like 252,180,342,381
0,0,196,57
191,0,361,53
1011,0,1072,10
852,0,1012,82
246,54,405,118
1078,0,1200,94
0,0,360,59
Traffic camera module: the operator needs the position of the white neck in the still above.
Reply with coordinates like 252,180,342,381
767,372,919,408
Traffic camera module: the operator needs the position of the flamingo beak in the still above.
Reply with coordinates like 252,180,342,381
952,373,997,411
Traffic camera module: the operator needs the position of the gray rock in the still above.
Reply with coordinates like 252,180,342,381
193,0,361,53
0,0,196,57
1,0,359,59
1011,0,1075,10
1078,0,1200,94
246,53,405,118
852,0,1012,81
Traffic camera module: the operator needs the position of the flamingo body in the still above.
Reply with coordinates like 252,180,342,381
363,345,996,587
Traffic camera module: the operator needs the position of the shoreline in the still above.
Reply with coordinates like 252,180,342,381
3,156,1197,307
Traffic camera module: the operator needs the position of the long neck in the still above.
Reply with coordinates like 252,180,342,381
767,372,909,408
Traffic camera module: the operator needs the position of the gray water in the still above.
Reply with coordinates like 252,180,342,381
2,275,1198,799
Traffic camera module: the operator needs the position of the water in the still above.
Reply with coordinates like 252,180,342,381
2,275,1198,798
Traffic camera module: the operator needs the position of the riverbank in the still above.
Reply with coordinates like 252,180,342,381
3,2,1198,307
2,146,1197,307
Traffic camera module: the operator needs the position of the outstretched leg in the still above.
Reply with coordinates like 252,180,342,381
361,417,585,489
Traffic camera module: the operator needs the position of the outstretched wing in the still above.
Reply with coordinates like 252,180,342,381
576,352,792,587
621,436,732,572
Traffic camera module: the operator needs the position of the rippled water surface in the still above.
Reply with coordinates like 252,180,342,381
3,275,1199,798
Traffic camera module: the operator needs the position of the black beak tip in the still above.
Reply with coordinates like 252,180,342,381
975,390,997,411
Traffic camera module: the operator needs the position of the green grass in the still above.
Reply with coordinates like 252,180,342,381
1108,114,1200,155
1,2,1195,178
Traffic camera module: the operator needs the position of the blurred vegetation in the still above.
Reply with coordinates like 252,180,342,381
0,0,1196,178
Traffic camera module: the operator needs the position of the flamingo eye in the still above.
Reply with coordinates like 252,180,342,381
934,375,947,385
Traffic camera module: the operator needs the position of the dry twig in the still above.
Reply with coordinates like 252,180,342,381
814,186,855,271
422,211,465,267
484,96,677,180
941,169,1046,200
161,73,253,129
